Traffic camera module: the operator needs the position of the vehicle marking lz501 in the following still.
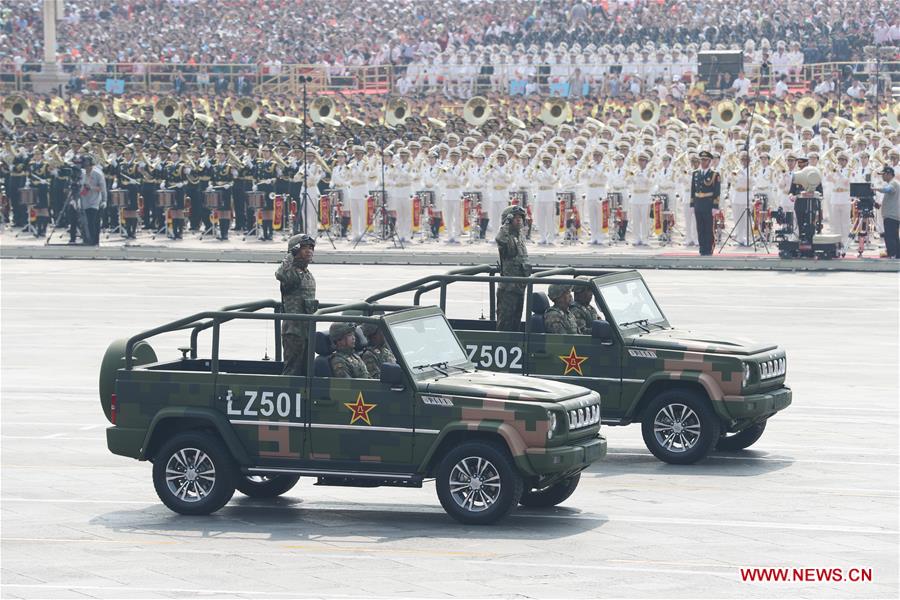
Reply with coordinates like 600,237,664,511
225,390,303,418
465,344,524,370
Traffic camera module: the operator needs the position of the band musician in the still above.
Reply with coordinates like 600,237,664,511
690,150,721,255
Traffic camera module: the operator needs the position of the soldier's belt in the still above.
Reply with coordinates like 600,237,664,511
539,186,554,190
835,188,848,192
695,192,715,198
446,184,461,189
632,188,649,193
493,185,507,190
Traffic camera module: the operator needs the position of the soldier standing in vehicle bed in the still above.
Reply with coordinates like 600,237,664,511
277,234,317,376
544,284,579,334
329,322,369,378
360,322,396,379
569,278,600,334
495,205,530,332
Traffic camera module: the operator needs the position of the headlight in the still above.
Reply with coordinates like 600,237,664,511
742,363,751,387
547,410,557,439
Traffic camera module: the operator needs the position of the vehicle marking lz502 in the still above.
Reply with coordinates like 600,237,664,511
465,344,524,370
226,390,303,418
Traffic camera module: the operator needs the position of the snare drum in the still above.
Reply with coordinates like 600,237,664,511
19,187,36,205
156,190,175,208
109,190,128,207
203,190,221,209
246,191,266,210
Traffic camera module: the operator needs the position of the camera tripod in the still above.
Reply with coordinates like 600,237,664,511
851,207,879,258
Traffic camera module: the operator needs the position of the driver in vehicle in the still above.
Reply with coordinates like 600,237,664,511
544,284,579,334
360,322,396,379
570,277,601,334
329,322,370,378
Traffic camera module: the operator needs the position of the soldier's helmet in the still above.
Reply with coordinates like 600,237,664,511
502,205,527,223
329,322,356,343
360,322,379,338
547,284,573,301
288,233,316,253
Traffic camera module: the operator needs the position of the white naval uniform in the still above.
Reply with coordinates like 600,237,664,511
826,166,852,241
486,163,513,234
559,163,581,238
730,168,752,245
628,167,652,245
679,167,697,245
387,160,414,241
533,164,558,244
440,161,465,242
583,161,608,244
298,162,324,233
653,165,678,239
347,158,369,241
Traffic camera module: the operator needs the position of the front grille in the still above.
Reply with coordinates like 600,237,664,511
759,357,786,380
568,404,600,430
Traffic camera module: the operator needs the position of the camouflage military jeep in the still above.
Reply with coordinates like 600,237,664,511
99,299,606,524
367,266,792,465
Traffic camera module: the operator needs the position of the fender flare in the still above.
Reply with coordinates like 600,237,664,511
417,421,533,475
140,407,250,465
626,371,727,420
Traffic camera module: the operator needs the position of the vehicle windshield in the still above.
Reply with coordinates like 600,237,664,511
389,314,470,374
597,278,666,329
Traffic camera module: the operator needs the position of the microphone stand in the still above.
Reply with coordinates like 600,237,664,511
352,128,404,250
718,89,769,253
298,75,335,249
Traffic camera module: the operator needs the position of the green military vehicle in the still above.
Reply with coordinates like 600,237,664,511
367,266,792,465
99,300,606,525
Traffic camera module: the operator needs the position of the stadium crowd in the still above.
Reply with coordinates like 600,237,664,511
1,0,897,70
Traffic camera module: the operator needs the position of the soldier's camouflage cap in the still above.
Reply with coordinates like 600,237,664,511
548,284,573,300
287,234,316,251
329,322,356,342
360,322,380,337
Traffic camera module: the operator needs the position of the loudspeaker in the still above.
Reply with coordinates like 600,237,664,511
698,51,744,90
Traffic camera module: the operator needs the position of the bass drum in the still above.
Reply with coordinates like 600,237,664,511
98,338,157,423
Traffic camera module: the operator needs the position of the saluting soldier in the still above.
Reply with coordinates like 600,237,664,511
276,234,317,376
359,322,396,379
329,322,369,379
29,151,52,236
495,205,530,331
544,284,579,334
569,278,600,335
691,150,721,256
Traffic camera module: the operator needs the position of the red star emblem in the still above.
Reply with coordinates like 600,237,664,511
344,392,377,425
559,346,588,376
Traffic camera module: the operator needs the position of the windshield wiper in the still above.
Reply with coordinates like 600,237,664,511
619,319,651,333
412,361,449,376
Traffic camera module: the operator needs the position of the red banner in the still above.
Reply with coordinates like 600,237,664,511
273,195,284,230
462,197,472,232
412,195,421,232
319,195,331,228
366,196,376,229
558,199,566,232
184,197,192,218
28,206,37,223
601,199,610,233
653,200,663,235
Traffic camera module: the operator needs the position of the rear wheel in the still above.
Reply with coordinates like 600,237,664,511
519,473,581,508
716,420,767,451
435,441,523,525
152,432,236,515
641,390,720,465
236,474,301,498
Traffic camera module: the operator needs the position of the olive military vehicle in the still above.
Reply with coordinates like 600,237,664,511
99,300,606,524
367,266,792,465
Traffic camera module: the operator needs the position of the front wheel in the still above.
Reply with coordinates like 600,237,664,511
435,441,523,525
152,432,236,515
236,474,301,498
716,420,767,451
519,473,581,508
641,390,721,465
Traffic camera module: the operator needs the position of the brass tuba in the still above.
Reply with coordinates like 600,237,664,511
631,99,660,128
78,98,107,126
385,98,410,127
463,96,492,127
539,98,570,126
711,99,740,130
153,98,181,126
3,95,31,124
310,96,336,124
232,97,259,127
793,96,821,129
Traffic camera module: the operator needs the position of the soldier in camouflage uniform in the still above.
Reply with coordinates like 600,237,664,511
360,322,396,379
495,205,530,332
570,277,601,335
329,322,370,378
277,234,317,376
544,284,579,334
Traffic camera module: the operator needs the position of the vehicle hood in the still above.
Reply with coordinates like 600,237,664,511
629,328,777,355
418,371,589,403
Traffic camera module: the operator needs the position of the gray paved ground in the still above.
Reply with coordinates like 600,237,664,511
1,261,898,599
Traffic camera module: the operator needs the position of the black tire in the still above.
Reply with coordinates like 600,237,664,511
152,432,236,515
435,440,523,525
236,474,301,498
641,389,721,465
519,473,581,508
716,420,767,451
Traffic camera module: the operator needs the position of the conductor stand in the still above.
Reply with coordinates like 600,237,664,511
718,93,769,254
297,74,336,249
352,134,404,250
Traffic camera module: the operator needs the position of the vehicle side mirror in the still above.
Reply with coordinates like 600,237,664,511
591,320,614,344
380,363,405,388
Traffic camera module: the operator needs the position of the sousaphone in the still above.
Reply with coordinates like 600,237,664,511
463,96,492,127
232,98,259,127
711,99,740,129
3,95,31,124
